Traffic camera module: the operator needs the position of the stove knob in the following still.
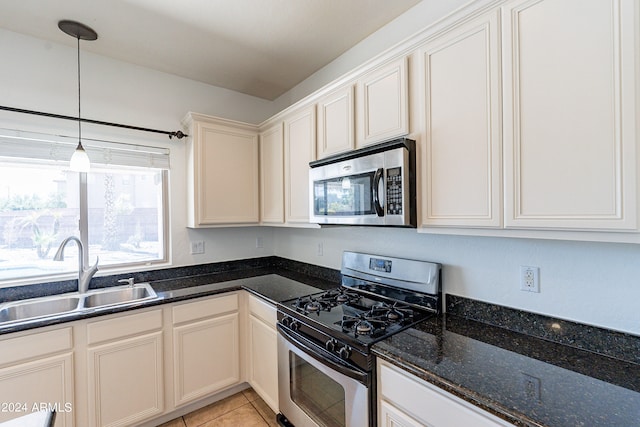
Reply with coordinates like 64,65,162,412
338,346,351,360
290,320,299,331
281,317,291,327
325,339,337,352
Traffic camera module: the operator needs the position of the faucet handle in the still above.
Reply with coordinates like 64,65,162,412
118,278,135,287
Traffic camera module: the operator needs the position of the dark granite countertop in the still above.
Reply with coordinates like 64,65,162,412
0,260,339,336
373,314,640,427
152,270,330,305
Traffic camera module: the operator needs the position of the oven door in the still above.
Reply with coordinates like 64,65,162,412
277,324,370,427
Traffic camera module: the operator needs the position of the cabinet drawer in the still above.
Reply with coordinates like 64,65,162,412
0,327,72,367
172,293,238,325
379,361,511,427
87,309,162,345
248,294,276,326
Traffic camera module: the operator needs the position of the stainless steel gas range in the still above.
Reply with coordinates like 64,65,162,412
276,251,442,427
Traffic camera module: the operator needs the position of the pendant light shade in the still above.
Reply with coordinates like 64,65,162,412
70,142,90,172
58,20,98,172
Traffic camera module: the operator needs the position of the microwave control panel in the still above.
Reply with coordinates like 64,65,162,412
386,167,403,215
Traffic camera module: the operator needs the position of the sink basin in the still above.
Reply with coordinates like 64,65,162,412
0,282,157,325
0,296,80,323
83,284,156,308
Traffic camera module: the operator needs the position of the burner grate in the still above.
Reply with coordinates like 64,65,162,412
340,314,388,336
368,301,415,322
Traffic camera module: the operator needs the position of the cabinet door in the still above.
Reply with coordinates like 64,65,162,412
284,106,316,223
248,314,278,412
0,327,74,427
188,118,259,226
379,400,422,427
503,0,637,230
173,312,240,407
0,353,74,427
88,332,164,427
247,294,278,412
421,10,502,228
379,361,512,427
260,123,285,224
317,85,355,158
357,57,408,148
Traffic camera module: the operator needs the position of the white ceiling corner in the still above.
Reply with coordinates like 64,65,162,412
0,0,422,100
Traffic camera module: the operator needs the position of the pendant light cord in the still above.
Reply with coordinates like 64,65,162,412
77,35,82,148
77,36,82,147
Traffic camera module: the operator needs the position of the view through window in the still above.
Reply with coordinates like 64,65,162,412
0,161,167,282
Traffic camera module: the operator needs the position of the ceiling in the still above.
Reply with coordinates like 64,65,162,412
0,0,421,100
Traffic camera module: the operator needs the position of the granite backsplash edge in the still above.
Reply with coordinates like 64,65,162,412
446,294,639,365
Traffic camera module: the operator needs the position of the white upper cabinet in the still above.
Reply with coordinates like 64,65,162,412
317,85,355,158
502,0,637,230
420,10,502,228
356,57,409,148
184,113,260,227
284,106,316,224
260,123,285,224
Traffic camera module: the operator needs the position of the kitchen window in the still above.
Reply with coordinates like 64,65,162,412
0,129,169,284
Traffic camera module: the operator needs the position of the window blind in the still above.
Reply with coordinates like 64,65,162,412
0,128,170,169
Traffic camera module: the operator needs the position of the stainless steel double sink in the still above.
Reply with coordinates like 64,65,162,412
0,283,157,325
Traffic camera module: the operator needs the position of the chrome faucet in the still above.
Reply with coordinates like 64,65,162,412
53,236,99,294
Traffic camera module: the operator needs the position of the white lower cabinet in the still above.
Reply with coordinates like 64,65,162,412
172,293,240,407
246,293,278,412
378,360,513,427
379,399,423,427
86,310,164,427
0,327,74,427
0,291,250,426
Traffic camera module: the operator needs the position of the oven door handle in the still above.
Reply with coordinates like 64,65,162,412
277,324,369,385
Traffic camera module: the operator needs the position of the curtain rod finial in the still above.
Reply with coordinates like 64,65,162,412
170,130,187,140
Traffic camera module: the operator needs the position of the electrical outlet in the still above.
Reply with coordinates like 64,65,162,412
521,373,541,403
256,237,264,249
190,240,205,254
520,266,540,293
317,242,323,256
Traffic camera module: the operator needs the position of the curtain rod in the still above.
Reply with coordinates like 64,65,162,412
0,105,187,140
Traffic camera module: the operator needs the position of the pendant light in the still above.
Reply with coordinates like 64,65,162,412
58,20,98,172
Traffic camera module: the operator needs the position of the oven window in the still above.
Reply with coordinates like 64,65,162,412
313,172,375,216
289,352,346,427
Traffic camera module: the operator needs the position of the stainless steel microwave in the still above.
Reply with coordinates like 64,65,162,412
309,138,416,227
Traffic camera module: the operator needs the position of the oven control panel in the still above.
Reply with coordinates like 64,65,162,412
369,257,392,273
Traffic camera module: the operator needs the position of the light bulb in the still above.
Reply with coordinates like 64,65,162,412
70,142,90,172
341,177,351,190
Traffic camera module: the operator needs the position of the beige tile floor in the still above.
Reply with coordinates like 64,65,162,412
158,388,278,427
